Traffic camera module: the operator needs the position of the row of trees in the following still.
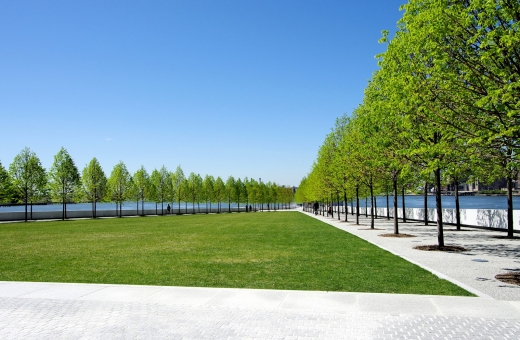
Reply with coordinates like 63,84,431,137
296,0,519,243
0,147,295,221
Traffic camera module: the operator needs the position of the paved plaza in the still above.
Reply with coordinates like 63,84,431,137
1,210,520,339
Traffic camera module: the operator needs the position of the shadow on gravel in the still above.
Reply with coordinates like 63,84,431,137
464,243,520,259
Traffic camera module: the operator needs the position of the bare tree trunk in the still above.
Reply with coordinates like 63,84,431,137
434,168,444,247
393,178,399,234
386,183,390,220
424,181,428,225
343,191,348,222
370,178,374,229
337,193,341,221
332,195,335,218
455,179,460,230
355,186,360,225
401,186,406,223
507,176,514,238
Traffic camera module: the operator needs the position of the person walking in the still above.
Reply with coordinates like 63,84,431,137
313,202,319,215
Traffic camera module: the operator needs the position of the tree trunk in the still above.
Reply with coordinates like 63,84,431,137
424,181,428,225
24,190,28,222
455,179,460,230
370,179,374,229
374,191,377,219
393,178,399,234
355,186,360,225
337,193,341,221
434,168,444,247
330,194,334,218
343,191,348,222
507,176,514,238
401,186,406,223
62,185,65,221
386,183,390,220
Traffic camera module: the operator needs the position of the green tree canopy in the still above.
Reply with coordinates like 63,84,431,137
9,148,47,221
107,161,132,217
81,157,107,218
48,147,80,220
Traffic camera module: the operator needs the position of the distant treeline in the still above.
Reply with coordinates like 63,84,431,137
0,147,295,221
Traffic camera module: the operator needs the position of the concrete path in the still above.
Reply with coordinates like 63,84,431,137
1,210,520,339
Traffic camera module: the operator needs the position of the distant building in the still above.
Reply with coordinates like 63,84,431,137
465,175,519,192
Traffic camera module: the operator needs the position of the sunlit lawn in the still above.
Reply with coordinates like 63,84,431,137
0,212,473,296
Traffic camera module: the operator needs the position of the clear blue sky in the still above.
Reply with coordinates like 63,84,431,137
0,0,405,186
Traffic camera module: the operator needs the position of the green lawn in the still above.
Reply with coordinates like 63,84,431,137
0,212,473,296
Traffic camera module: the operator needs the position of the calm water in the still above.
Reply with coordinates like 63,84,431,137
344,195,520,210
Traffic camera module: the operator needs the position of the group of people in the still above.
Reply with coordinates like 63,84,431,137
312,202,333,216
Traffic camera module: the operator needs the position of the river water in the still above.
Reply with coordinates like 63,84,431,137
0,196,518,212
339,195,520,210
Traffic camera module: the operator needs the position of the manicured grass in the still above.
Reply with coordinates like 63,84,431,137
0,212,473,296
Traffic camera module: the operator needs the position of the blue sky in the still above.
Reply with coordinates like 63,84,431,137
1,0,405,186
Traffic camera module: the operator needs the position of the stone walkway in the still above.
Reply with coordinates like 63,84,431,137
1,210,520,339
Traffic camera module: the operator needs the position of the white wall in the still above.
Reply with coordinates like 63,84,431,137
344,206,520,231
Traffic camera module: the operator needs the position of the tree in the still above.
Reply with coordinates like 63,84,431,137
133,165,150,216
181,177,190,214
9,148,47,221
213,176,225,213
244,177,253,211
255,179,265,211
202,175,215,214
81,158,107,218
247,178,260,211
269,182,279,211
0,161,15,204
186,172,202,214
225,176,236,213
150,166,169,215
107,161,132,217
48,147,80,220
171,165,185,214
194,173,203,213
397,0,520,237
235,178,245,212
